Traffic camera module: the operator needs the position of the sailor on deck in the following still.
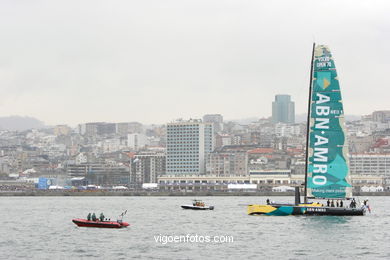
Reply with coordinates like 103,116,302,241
350,199,356,208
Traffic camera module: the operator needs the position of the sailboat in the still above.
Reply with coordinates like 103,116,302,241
248,43,366,216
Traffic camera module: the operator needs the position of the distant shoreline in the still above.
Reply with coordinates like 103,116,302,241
1,191,389,197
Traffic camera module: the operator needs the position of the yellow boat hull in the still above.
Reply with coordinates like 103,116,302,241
248,203,364,216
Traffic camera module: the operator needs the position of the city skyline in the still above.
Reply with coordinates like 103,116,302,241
0,109,385,130
1,1,389,126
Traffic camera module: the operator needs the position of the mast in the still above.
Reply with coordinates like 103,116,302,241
304,42,315,203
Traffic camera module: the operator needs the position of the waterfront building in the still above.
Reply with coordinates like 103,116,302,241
272,94,295,124
66,162,129,185
157,174,250,192
157,172,385,192
166,119,214,175
350,153,390,177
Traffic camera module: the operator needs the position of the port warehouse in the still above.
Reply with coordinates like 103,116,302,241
0,160,390,191
60,153,390,190
3,170,386,192
156,172,387,192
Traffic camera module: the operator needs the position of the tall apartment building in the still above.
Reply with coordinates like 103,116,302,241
203,114,223,133
117,123,131,137
127,133,149,151
166,119,214,175
54,125,71,136
130,151,166,184
208,150,248,176
84,122,116,137
272,94,295,124
372,111,390,123
116,122,144,136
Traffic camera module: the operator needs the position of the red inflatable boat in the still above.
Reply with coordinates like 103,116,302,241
72,218,129,228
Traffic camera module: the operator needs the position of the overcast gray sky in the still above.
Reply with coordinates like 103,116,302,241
0,0,389,126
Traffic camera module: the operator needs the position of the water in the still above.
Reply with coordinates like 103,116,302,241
0,196,389,259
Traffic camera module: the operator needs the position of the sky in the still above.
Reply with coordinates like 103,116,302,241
0,0,389,126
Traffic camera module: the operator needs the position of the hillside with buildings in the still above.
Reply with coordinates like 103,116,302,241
1,106,390,194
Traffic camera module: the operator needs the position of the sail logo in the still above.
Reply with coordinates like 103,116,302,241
312,93,330,186
316,56,332,68
316,72,331,89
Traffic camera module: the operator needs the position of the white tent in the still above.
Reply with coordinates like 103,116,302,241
112,186,128,190
272,186,295,192
227,184,257,190
361,186,384,192
49,185,64,190
142,183,158,189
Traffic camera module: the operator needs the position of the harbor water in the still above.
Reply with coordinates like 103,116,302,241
0,196,389,259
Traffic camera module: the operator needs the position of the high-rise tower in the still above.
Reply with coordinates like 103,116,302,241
166,119,214,175
272,94,295,123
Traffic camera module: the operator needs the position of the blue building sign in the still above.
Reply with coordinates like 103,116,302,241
38,178,52,189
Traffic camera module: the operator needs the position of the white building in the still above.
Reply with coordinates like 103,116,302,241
131,151,166,184
127,133,149,150
166,119,214,175
350,154,390,177
98,138,123,153
77,124,86,135
274,123,301,137
208,151,248,177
